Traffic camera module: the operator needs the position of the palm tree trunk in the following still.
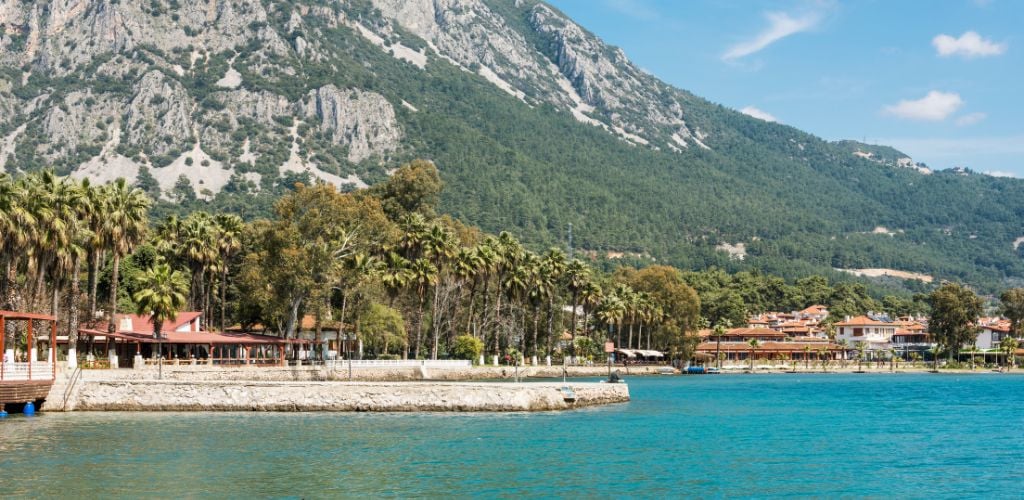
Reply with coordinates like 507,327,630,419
413,291,425,359
87,249,99,321
430,282,441,360
570,291,579,361
464,278,477,337
107,253,120,332
532,303,540,361
206,268,215,331
0,256,9,307
493,285,503,356
545,296,555,357
220,265,228,333
478,278,490,341
627,320,634,349
68,256,81,362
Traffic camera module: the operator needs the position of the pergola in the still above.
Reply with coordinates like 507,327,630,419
0,310,58,405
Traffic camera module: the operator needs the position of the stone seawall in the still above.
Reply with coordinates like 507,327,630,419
64,380,629,412
67,364,669,383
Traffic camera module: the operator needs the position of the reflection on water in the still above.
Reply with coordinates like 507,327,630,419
2,374,1024,497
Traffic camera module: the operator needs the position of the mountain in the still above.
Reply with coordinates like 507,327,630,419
2,0,1023,292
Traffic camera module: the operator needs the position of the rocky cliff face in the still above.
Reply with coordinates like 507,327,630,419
0,0,404,198
0,0,723,200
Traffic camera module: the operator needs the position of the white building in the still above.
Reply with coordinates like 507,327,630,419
835,315,896,357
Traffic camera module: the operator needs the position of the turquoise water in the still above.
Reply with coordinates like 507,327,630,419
2,374,1024,498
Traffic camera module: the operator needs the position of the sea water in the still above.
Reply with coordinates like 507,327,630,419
2,374,1023,498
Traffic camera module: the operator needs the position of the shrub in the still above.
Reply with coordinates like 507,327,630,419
451,335,483,362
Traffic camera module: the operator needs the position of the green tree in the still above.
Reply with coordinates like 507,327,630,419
361,303,406,358
368,159,443,220
999,288,1024,337
928,283,983,364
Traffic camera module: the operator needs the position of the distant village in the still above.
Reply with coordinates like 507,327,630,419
695,305,1020,368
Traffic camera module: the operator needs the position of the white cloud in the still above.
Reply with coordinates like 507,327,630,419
883,91,964,121
985,170,1017,178
722,10,823,61
740,106,779,122
955,112,987,126
932,31,1006,58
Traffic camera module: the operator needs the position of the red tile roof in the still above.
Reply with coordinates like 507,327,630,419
834,315,892,327
696,341,842,352
118,312,202,334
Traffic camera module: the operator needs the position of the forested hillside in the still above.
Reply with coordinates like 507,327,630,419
1,0,1022,293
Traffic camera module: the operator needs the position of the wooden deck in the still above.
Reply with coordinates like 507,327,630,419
0,380,53,403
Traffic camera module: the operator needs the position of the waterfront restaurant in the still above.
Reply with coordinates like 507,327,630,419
77,312,310,368
696,328,844,364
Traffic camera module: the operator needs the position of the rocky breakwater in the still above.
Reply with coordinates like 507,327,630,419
65,380,629,412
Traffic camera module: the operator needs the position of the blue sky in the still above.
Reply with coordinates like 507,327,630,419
548,0,1024,176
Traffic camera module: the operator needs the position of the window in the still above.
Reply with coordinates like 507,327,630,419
853,328,863,336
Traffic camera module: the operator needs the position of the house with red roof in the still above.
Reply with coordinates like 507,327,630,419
835,315,897,358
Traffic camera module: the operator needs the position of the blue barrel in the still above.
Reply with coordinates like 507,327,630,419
23,401,35,416
686,366,707,374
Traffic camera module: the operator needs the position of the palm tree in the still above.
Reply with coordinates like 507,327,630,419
408,258,437,359
423,224,456,359
0,174,35,314
214,214,244,333
1000,336,1018,370
613,284,635,348
336,251,380,360
856,343,866,371
803,345,811,370
564,259,588,361
712,320,730,369
176,213,218,320
597,292,625,347
747,338,760,371
453,246,483,339
837,338,849,366
490,232,522,356
133,263,188,379
104,179,150,332
83,178,108,322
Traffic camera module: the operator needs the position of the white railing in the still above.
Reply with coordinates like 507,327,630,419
326,359,472,369
0,362,55,381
